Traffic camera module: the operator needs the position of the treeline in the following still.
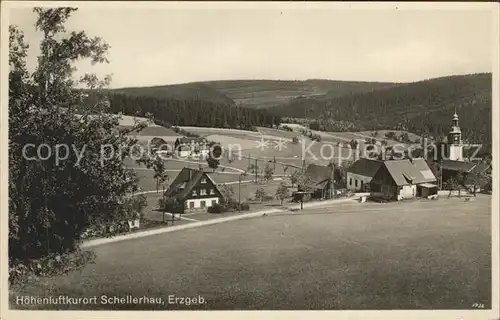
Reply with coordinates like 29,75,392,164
94,93,282,129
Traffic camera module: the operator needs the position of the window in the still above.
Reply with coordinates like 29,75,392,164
212,200,217,206
360,181,364,190
189,201,194,209
209,189,215,195
200,189,207,196
192,190,197,197
201,178,207,184
355,180,358,188
200,201,206,208
349,178,353,186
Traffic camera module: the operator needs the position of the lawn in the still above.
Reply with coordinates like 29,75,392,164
10,196,491,310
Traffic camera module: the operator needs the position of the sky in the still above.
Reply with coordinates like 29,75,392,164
7,3,495,89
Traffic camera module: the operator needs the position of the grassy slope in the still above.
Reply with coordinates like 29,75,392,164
206,79,398,109
12,196,491,310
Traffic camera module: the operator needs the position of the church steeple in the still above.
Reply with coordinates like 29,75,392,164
448,109,463,161
452,107,459,128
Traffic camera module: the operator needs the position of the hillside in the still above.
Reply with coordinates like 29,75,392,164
269,73,492,148
110,83,236,106
111,79,398,109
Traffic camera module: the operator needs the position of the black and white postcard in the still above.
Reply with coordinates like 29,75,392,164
1,2,499,320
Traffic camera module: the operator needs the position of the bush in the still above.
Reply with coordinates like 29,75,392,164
239,203,250,211
207,203,225,213
9,249,96,286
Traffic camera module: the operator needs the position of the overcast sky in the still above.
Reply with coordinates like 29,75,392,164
8,3,495,88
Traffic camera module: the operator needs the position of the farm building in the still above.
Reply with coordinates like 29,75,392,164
163,167,224,214
174,137,210,158
346,158,383,191
370,158,438,201
296,164,343,201
150,137,169,153
440,159,491,193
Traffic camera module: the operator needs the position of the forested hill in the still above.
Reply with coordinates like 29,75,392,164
110,79,398,109
109,82,236,106
269,73,492,146
95,92,280,130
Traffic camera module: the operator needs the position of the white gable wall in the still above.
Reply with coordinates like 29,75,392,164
346,172,372,191
185,197,220,210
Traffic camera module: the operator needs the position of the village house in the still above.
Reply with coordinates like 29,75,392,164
163,167,224,214
296,163,342,201
440,159,491,192
346,158,383,191
370,158,438,201
174,137,209,158
150,137,169,153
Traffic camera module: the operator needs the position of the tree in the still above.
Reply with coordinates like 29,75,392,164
275,183,289,205
289,169,301,187
385,131,396,140
9,8,151,269
400,133,410,143
263,163,274,182
206,144,222,172
219,185,235,204
445,176,460,198
255,188,267,203
137,155,168,192
349,139,359,150
381,139,388,146
292,136,299,144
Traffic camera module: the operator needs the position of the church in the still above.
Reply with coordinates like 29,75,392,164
437,111,491,191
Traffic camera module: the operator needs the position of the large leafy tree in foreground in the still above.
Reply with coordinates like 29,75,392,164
9,8,151,263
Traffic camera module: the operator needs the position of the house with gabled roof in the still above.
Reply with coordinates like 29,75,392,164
297,163,342,200
440,159,492,192
346,158,383,191
370,158,438,201
163,167,224,213
174,136,209,159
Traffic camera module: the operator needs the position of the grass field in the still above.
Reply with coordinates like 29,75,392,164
11,195,491,310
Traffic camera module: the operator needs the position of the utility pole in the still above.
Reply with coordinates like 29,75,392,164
162,185,166,224
330,163,335,199
273,156,276,172
255,158,258,183
440,158,443,190
238,174,242,212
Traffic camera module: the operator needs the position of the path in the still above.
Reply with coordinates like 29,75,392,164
81,196,360,248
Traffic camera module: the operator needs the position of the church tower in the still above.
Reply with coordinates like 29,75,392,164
447,110,464,161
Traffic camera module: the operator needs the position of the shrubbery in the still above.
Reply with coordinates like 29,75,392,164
207,201,250,213
9,249,96,286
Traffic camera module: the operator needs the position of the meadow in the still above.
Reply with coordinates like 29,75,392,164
12,195,491,310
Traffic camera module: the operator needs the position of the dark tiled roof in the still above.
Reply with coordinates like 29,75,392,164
470,162,491,174
383,158,437,186
347,158,382,177
302,164,343,190
164,167,219,200
304,164,332,184
441,160,476,172
151,137,168,147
